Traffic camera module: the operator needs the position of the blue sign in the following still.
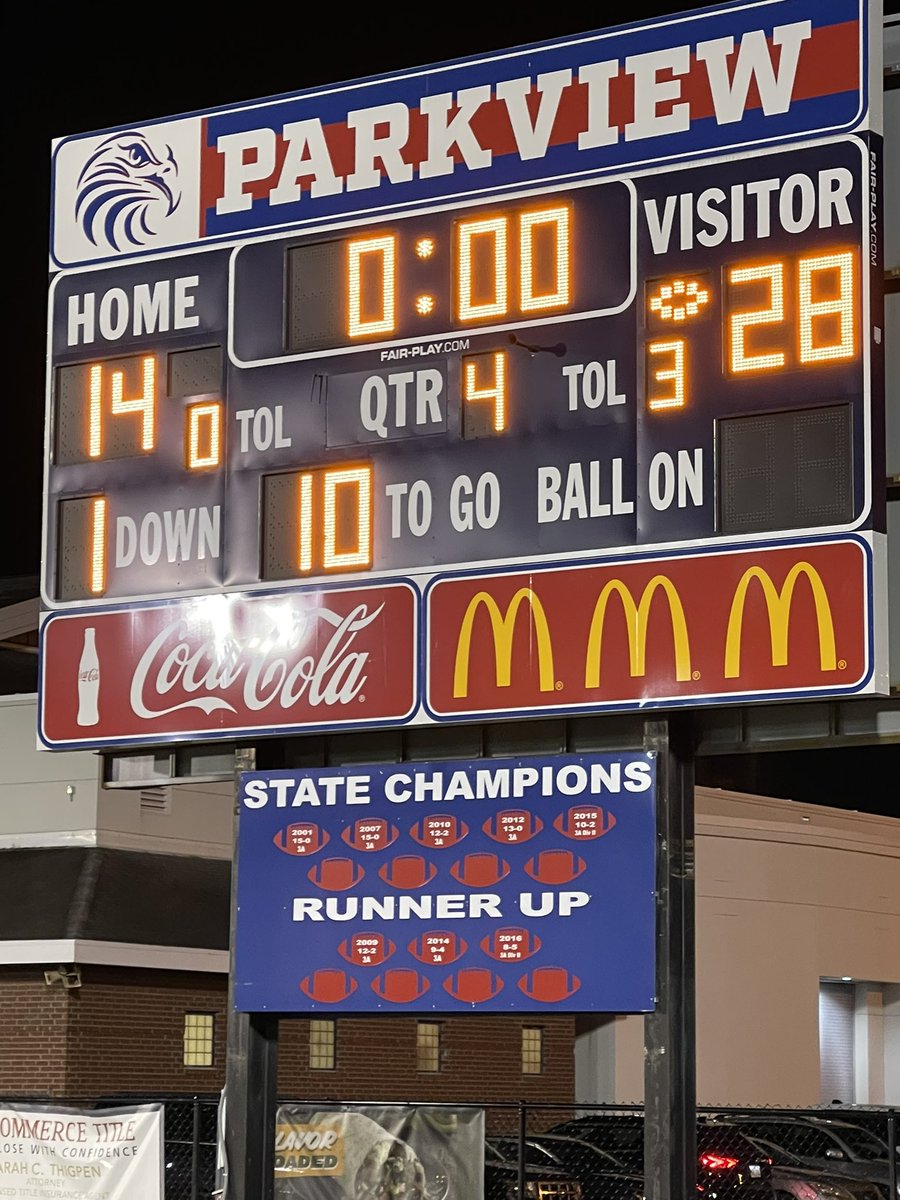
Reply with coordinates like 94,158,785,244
234,754,657,1013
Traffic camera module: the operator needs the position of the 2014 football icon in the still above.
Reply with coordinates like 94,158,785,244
409,815,469,849
299,969,358,1003
518,967,582,1003
481,926,541,962
341,817,399,852
338,933,396,967
372,969,431,1003
450,853,510,887
408,930,468,966
443,968,504,1004
272,821,329,856
378,855,438,889
553,806,617,840
307,857,366,891
483,809,543,845
524,849,586,884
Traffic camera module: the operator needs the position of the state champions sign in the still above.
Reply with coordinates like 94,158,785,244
234,754,656,1014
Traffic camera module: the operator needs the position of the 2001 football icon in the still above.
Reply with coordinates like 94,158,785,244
372,969,431,1003
338,933,396,967
307,857,366,891
408,930,468,965
443,968,504,1004
553,806,617,840
518,966,582,1002
378,855,438,889
524,849,586,884
299,969,358,1003
483,809,543,844
450,853,510,887
273,822,329,856
409,815,469,849
481,926,541,962
341,817,399,851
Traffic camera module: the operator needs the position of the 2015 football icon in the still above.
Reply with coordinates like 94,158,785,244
372,969,431,1003
524,849,586,884
483,809,543,844
341,817,399,851
553,806,617,840
306,857,366,891
409,814,469,849
443,968,504,1004
449,853,510,887
378,855,438,889
408,930,468,966
518,966,582,1002
338,933,396,967
299,969,358,1003
481,926,541,962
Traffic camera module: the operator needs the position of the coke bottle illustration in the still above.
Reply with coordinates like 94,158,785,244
76,627,100,727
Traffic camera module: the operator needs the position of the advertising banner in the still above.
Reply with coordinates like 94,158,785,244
273,1105,484,1199
234,753,657,1013
0,1103,163,1200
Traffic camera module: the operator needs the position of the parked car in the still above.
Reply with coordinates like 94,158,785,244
548,1114,775,1198
484,1139,584,1200
711,1130,884,1200
488,1132,645,1199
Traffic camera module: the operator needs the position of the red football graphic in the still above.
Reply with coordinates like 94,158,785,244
299,969,358,1004
273,822,329,856
518,966,582,1003
524,849,586,884
483,809,543,845
307,857,366,891
554,806,617,840
450,853,510,887
372,969,430,1003
481,926,542,962
443,968,504,1004
408,930,468,966
338,933,396,967
410,815,469,850
378,855,438,889
342,817,399,852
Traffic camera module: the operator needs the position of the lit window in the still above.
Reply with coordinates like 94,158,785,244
417,1022,442,1073
183,1013,214,1067
309,1019,336,1070
522,1026,543,1075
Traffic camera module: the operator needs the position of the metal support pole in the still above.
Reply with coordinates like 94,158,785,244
643,716,696,1200
221,746,279,1200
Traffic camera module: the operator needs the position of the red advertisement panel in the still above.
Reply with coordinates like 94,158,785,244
40,583,416,747
426,540,873,718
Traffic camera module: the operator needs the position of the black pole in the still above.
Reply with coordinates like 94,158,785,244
643,715,696,1200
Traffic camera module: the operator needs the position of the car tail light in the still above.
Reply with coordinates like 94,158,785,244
699,1153,739,1171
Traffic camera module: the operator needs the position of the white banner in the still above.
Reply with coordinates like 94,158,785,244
0,1103,163,1199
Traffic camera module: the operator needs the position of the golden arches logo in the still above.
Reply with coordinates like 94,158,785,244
724,562,836,679
585,575,692,687
453,588,555,698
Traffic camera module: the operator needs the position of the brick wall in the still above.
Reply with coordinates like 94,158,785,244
0,966,574,1103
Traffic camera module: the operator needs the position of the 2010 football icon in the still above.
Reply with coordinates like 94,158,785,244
372,969,431,1003
299,969,358,1003
483,809,543,845
341,817,399,852
450,853,510,887
378,855,438,889
524,849,586,884
553,806,617,840
273,821,329,856
443,968,504,1004
518,966,582,1003
307,857,366,891
409,815,469,850
481,926,541,962
408,930,468,966
338,933,396,967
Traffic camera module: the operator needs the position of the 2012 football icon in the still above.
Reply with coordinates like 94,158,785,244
409,815,469,850
443,968,504,1004
553,806,617,840
341,817,399,852
483,809,543,844
372,969,431,1003
338,933,396,967
524,849,586,884
307,857,366,891
272,821,329,856
517,966,582,1003
299,969,358,1003
378,855,438,889
481,926,541,962
449,853,510,887
408,930,468,966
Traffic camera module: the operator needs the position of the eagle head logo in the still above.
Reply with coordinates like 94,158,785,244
75,131,180,251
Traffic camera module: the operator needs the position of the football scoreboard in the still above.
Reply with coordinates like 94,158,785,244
39,0,888,748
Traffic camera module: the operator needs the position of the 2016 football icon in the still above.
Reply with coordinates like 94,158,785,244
518,966,582,1002
341,817,399,851
409,814,469,849
372,969,431,1003
524,849,586,884
299,969,358,1003
553,806,617,840
408,930,468,965
378,855,438,889
307,857,366,891
272,821,329,856
449,852,510,887
443,968,504,1004
483,809,543,844
338,933,396,967
481,926,541,962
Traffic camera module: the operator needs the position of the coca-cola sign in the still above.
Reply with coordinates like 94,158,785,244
39,583,417,747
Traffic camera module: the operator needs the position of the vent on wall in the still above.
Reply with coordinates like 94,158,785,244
140,787,172,814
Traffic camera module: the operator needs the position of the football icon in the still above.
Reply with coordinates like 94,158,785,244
299,969,358,1003
338,933,396,967
273,822,329,856
450,852,510,888
372,969,430,1004
518,966,581,1003
443,968,504,1004
483,809,543,845
342,817,399,852
524,849,586,885
408,930,468,966
307,857,366,891
378,855,438,889
410,815,469,850
554,806,617,840
481,926,541,962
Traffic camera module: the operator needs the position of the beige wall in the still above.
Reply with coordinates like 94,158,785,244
577,787,900,1106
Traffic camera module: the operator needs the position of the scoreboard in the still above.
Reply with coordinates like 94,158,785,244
38,0,888,748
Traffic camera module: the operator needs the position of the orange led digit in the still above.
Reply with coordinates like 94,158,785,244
728,262,785,374
90,496,107,595
323,465,373,570
520,205,571,313
348,235,396,338
463,352,507,432
110,355,156,450
457,216,508,321
798,251,855,364
88,365,103,459
186,402,222,470
297,472,314,572
647,339,686,411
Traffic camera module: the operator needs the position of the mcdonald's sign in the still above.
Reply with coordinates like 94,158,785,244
425,536,883,719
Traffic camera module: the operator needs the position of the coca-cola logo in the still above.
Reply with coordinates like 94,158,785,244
129,603,384,720
79,668,99,682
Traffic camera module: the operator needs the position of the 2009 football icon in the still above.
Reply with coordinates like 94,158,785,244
483,810,543,844
273,821,329,856
481,926,541,962
518,966,582,1002
524,849,586,884
450,853,510,887
409,815,469,849
341,817,399,851
408,930,468,965
443,968,504,1004
299,969,358,1003
372,969,431,1003
338,933,396,967
378,855,438,889
307,857,366,891
553,806,617,840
